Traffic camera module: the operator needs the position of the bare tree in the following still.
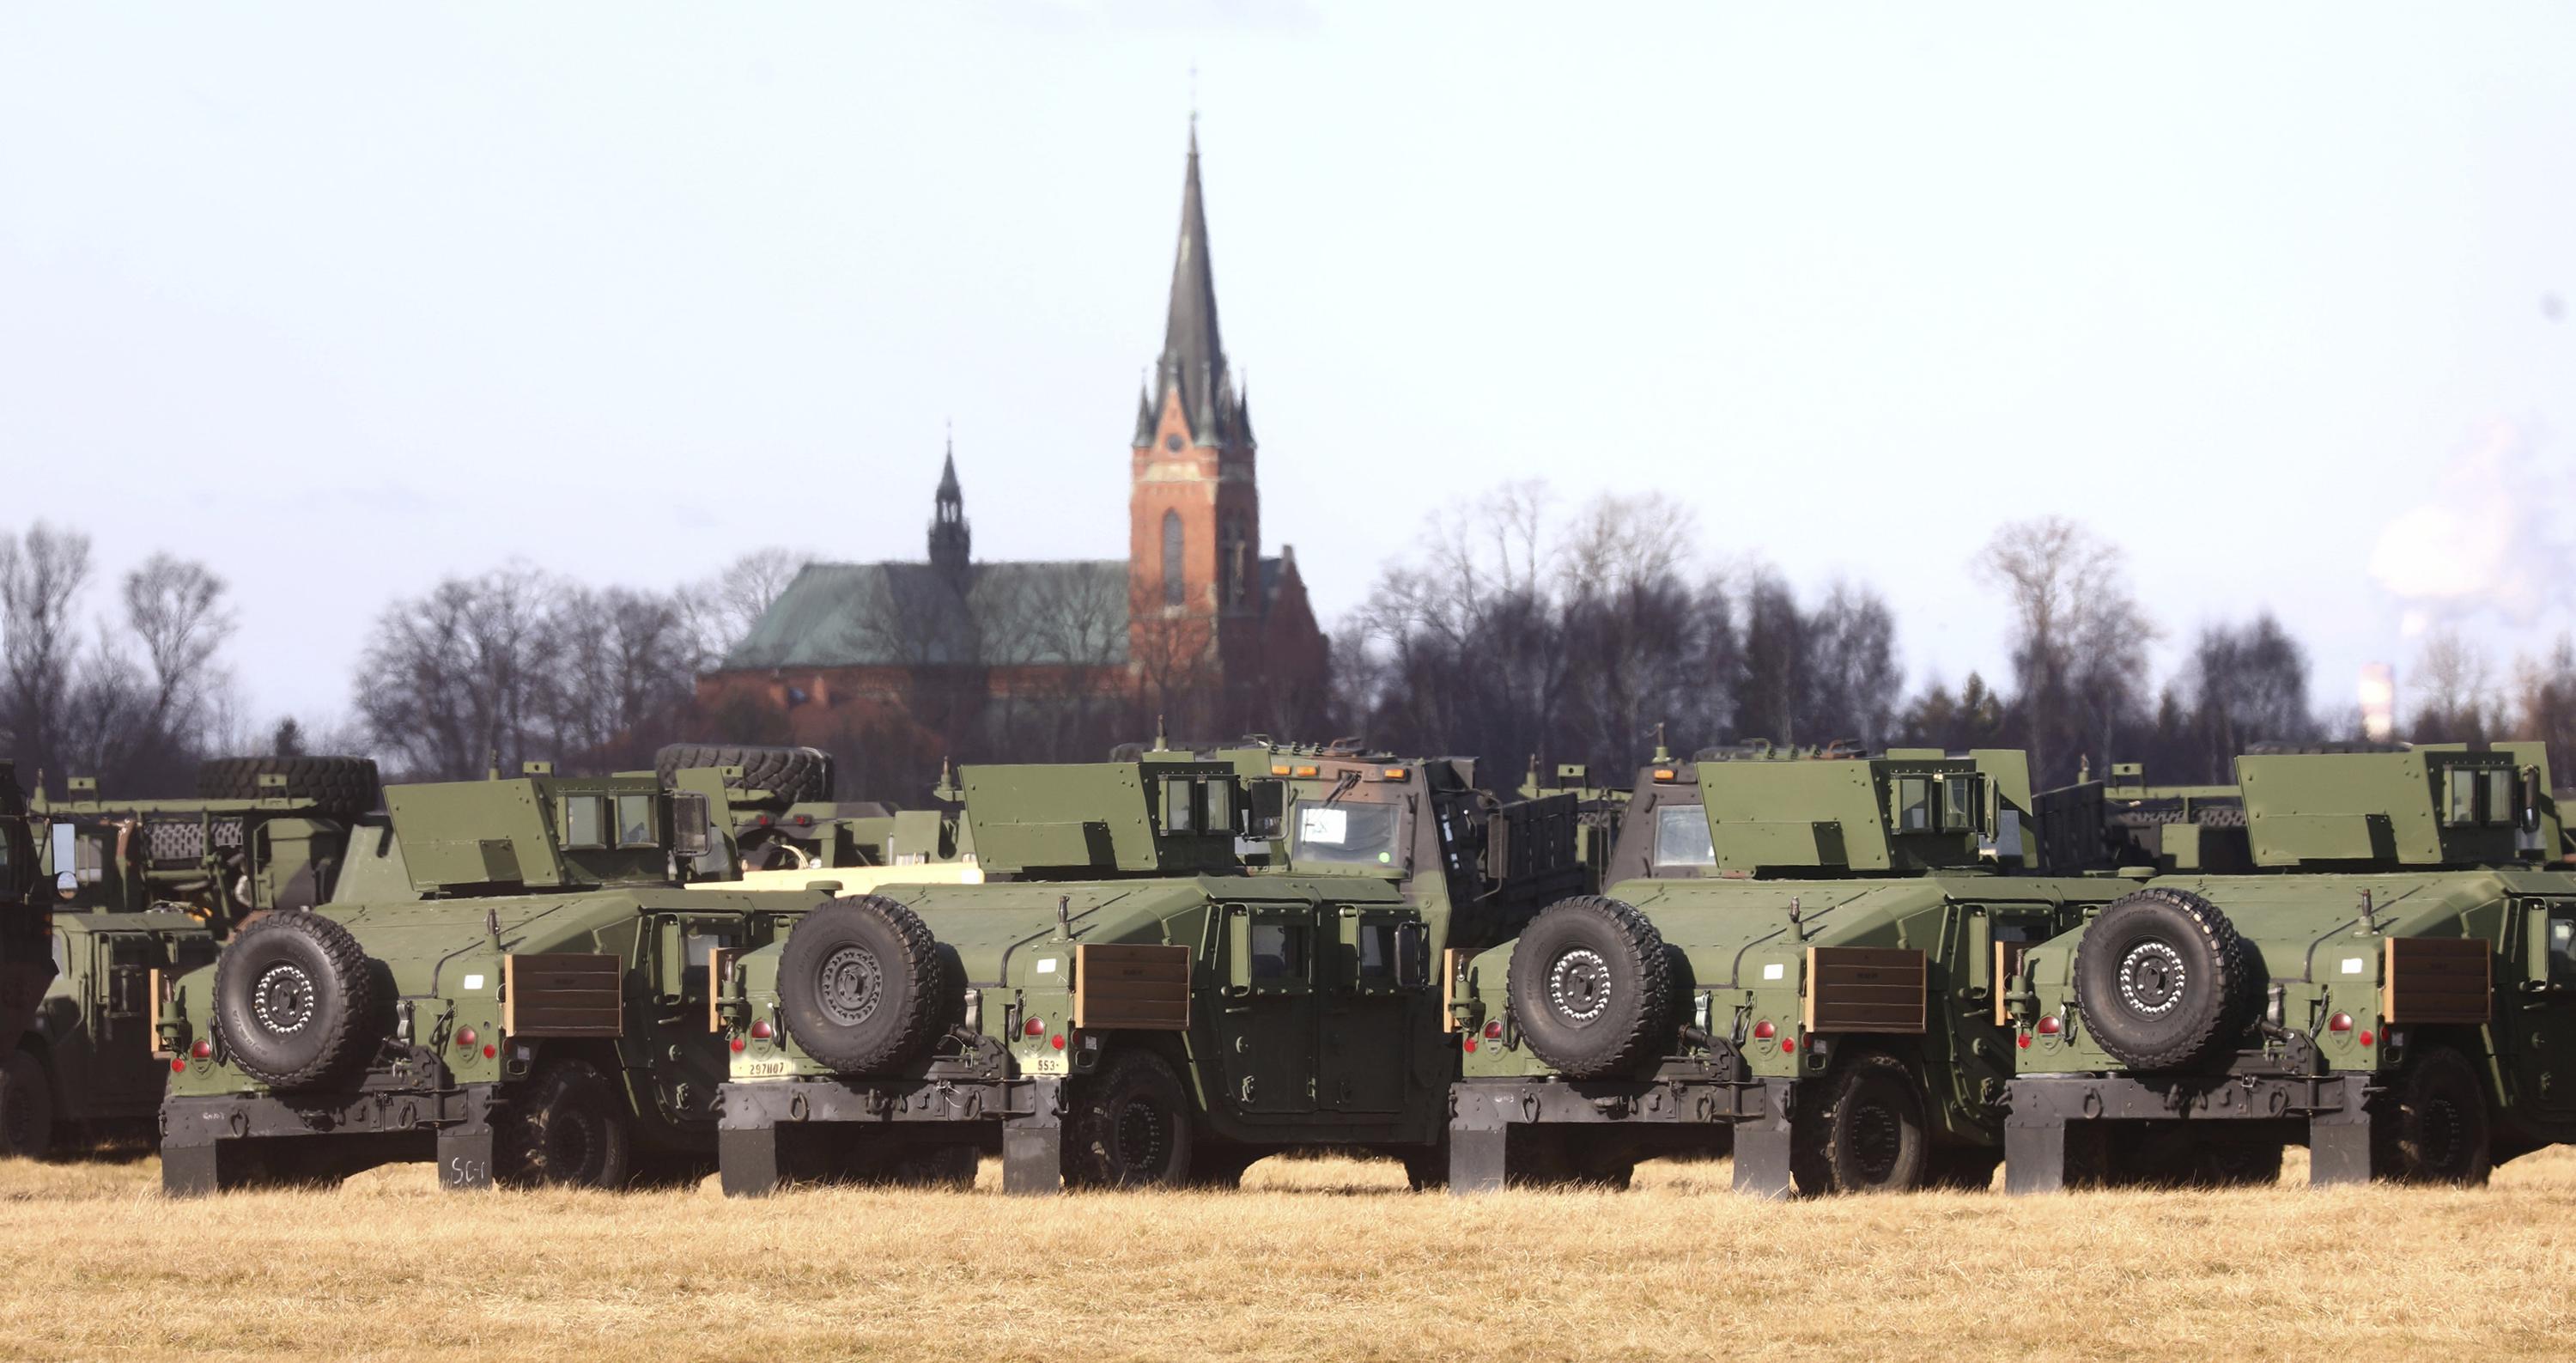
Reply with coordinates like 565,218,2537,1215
2178,612,2318,778
0,522,94,786
2410,629,2496,743
685,547,813,663
353,564,562,780
1978,516,2157,786
1805,581,1903,747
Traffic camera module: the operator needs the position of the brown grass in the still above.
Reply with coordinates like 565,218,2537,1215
0,1145,2567,1362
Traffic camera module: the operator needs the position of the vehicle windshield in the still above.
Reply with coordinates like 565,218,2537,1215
1290,800,1404,867
1653,805,1716,869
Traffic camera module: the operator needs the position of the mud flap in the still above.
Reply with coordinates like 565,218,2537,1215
2307,1104,2373,1185
436,1123,496,1190
1002,1078,1063,1196
2002,1117,2068,1194
1731,1079,1794,1199
1448,1126,1509,1195
719,1126,785,1198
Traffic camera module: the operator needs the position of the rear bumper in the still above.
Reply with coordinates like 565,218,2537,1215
160,1084,501,1196
1449,1075,1786,1196
2002,1072,2378,1193
715,1074,1059,1196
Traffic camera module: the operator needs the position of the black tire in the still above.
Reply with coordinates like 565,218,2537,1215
2373,1045,2493,1185
211,911,382,1091
775,896,952,1076
654,744,835,806
0,1051,52,1159
496,1059,632,1189
1400,1145,1447,1192
1792,1050,1931,1196
1505,896,1673,1079
1064,1049,1194,1189
1185,1142,1260,1190
194,756,380,819
2073,888,2258,1072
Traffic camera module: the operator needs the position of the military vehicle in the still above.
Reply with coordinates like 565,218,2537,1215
4,909,219,1155
714,743,1589,1196
2003,743,2576,1190
33,756,381,931
0,763,57,1150
2032,758,2247,875
1449,745,2129,1196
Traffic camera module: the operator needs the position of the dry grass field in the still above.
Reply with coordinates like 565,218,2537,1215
1,1146,2571,1363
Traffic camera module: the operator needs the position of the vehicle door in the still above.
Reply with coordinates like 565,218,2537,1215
86,931,164,1110
2513,897,2576,1123
1215,900,1319,1120
641,910,749,1129
1315,904,1431,1115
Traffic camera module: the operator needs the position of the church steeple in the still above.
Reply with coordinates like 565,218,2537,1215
928,434,970,580
1145,126,1253,451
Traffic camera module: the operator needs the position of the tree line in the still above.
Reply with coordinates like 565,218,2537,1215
0,490,2561,803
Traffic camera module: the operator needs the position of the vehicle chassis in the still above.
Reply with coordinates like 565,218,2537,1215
717,1075,1061,1196
2002,1070,2378,1192
1449,1073,1786,1196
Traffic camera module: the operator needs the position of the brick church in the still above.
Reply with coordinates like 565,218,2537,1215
696,130,1331,764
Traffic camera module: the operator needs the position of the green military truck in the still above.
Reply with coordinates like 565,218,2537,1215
650,744,950,873
153,763,821,1193
4,910,219,1155
1449,747,2128,1196
2003,743,2576,1190
0,763,56,1151
714,744,1589,1196
34,757,381,930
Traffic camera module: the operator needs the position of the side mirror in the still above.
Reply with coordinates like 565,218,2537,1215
1394,921,1430,989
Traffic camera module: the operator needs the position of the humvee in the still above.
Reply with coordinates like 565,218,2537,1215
2003,743,2576,1190
33,756,381,931
0,763,55,1147
1449,746,2127,1196
714,744,1590,1196
5,909,219,1155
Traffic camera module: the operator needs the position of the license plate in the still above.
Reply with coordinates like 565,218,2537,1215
1022,1052,1069,1077
731,1057,795,1080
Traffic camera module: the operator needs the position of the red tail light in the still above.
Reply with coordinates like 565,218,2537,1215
1462,1038,1479,1053
454,1025,478,1050
191,1039,213,1060
2036,1016,2062,1036
729,1037,746,1053
1753,1020,1777,1040
2016,1032,2032,1050
1050,1034,1067,1051
170,1058,186,1073
750,1020,774,1040
1482,1020,1504,1039
2327,1013,2353,1033
2358,1030,2376,1048
1781,1037,1797,1054
1024,1016,1046,1037
483,1044,497,1059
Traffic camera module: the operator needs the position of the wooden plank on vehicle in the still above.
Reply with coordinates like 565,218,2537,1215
148,967,168,1057
503,952,624,1037
2382,936,2491,1025
707,946,738,1032
1073,943,1189,1031
1994,941,2032,1027
1804,946,1926,1034
1442,948,1470,1031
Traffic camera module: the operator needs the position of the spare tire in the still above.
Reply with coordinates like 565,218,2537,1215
195,756,381,819
2074,888,2258,1072
776,895,953,1075
654,744,835,805
212,911,384,1090
1506,896,1673,1079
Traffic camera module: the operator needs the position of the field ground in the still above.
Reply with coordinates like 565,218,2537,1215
2,1145,2571,1362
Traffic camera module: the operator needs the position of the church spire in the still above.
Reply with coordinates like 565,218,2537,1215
928,429,970,580
1144,124,1250,450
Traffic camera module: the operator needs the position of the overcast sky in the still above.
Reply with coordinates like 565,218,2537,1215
3,4,2572,736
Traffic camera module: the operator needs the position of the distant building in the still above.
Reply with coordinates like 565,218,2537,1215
696,130,1330,764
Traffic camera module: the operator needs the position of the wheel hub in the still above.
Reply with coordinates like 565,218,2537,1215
1849,1102,1903,1183
817,945,884,1026
1111,1097,1169,1175
252,963,317,1036
2117,940,2187,1017
1548,948,1612,1025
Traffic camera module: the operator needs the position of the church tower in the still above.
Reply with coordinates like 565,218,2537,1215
928,437,971,581
1130,125,1261,691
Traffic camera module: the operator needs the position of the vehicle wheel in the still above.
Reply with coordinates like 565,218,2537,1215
211,911,383,1091
2373,1046,2492,1185
2073,888,2258,1072
0,1051,52,1159
775,896,953,1076
1505,896,1672,1079
654,744,835,806
1400,1145,1447,1192
1065,1050,1194,1189
1923,1146,2000,1191
194,756,380,819
1186,1143,1260,1189
1792,1050,1931,1196
496,1060,633,1189
884,1143,981,1190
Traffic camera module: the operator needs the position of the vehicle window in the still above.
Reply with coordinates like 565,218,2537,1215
1249,923,1307,981
616,794,657,848
1893,778,1933,832
48,823,74,894
1357,922,1393,977
1654,805,1715,868
682,929,734,995
1291,802,1402,867
2445,770,2479,825
562,796,605,849
2551,915,2576,982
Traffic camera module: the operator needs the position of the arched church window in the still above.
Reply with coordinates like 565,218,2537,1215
1163,509,1185,606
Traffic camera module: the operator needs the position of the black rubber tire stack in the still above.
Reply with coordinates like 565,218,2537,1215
653,744,835,806
195,756,381,818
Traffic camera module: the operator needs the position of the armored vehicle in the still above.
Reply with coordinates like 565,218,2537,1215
33,756,381,932
2032,759,2247,875
714,744,1589,1196
0,763,57,1144
154,763,840,1194
3,910,218,1155
2003,743,2576,1190
1450,747,2127,1196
